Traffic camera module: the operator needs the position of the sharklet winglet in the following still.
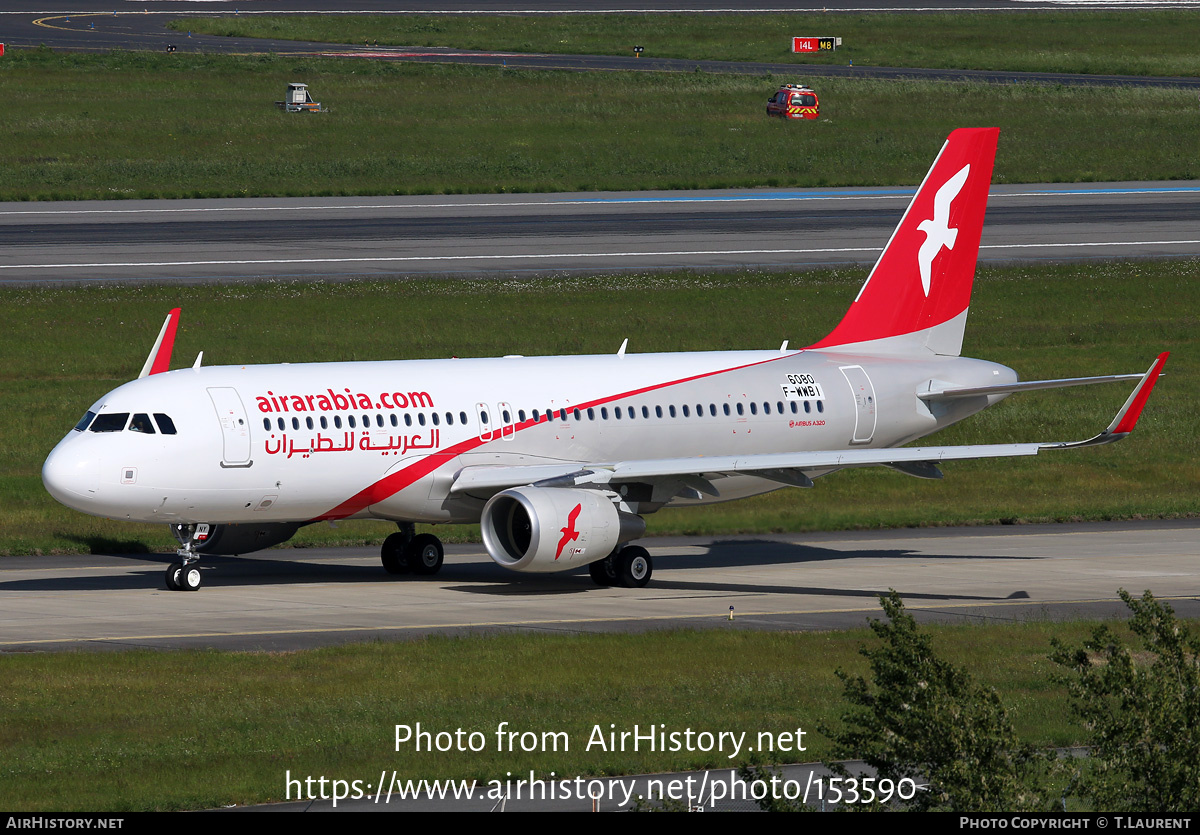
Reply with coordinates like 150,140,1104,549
138,308,181,378
1042,352,1169,450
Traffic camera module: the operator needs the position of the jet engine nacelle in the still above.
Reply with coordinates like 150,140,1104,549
481,487,645,573
194,522,303,556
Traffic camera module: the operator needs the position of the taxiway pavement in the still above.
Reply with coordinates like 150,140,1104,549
3,520,1197,652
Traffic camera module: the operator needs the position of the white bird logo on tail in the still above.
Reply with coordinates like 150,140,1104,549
916,163,971,297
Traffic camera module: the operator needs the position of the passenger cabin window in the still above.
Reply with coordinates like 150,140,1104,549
89,413,129,433
74,411,97,432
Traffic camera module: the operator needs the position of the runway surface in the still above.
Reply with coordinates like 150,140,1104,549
3,520,1197,652
4,182,1199,284
7,3,1200,91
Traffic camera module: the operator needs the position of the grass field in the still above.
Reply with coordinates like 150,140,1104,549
0,50,1197,202
0,618,1162,811
4,260,1196,557
172,11,1200,77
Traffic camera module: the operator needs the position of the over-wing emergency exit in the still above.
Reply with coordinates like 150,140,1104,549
42,128,1168,591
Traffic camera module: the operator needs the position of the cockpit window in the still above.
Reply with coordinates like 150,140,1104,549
129,413,156,434
154,414,177,435
74,411,97,432
89,413,129,433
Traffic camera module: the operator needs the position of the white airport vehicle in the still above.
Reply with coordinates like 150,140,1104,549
42,128,1168,591
275,82,325,113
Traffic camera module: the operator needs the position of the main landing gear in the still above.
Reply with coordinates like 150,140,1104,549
381,523,445,577
589,545,653,589
166,523,207,591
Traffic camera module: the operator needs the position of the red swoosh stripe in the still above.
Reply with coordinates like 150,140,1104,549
312,351,793,521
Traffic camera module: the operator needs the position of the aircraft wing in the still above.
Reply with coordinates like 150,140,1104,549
450,352,1167,497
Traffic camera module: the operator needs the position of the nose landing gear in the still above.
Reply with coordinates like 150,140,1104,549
166,523,208,591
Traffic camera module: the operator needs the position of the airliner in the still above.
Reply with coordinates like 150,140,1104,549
41,128,1167,591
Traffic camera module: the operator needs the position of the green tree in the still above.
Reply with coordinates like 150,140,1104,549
1050,589,1200,812
823,591,1051,811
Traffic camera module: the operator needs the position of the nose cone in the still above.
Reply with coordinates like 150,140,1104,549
42,445,99,508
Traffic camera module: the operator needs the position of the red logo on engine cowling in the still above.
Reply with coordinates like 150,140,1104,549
556,504,582,560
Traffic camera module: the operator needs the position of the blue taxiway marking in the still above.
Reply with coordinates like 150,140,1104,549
576,184,1200,204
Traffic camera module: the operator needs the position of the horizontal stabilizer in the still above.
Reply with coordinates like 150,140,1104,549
919,372,1144,401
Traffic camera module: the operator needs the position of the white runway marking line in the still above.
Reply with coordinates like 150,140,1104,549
18,7,1195,15
4,239,1200,271
4,187,1199,217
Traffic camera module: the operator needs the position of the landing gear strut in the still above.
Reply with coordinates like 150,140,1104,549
381,524,444,577
166,523,207,591
589,545,652,588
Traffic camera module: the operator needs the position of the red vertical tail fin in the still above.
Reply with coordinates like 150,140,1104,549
809,127,999,356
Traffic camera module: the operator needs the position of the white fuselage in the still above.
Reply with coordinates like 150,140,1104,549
42,347,1014,527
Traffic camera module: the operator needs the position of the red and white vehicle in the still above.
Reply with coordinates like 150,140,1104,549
767,83,819,119
43,128,1167,592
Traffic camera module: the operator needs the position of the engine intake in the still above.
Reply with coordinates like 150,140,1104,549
481,487,645,573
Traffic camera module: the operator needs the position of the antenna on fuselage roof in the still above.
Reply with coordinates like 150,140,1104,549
192,352,203,369
780,340,789,351
617,338,628,357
